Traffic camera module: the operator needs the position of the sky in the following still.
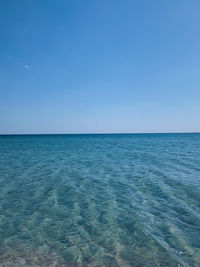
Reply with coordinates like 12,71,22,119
0,0,200,134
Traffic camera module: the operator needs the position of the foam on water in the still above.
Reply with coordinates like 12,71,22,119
0,134,199,266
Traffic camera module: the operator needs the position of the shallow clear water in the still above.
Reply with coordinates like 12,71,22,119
0,134,199,266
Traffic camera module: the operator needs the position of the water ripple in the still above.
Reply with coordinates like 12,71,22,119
0,133,199,266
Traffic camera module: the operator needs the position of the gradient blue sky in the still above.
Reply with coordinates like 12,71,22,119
0,0,200,134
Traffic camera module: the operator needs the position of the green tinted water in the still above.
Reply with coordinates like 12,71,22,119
0,134,199,266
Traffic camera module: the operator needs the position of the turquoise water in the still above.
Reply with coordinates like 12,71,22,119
0,134,199,266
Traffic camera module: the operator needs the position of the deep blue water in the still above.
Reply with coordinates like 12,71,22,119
0,133,199,266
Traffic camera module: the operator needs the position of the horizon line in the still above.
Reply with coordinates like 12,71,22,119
0,131,199,136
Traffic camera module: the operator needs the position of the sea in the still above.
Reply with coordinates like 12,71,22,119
0,133,199,266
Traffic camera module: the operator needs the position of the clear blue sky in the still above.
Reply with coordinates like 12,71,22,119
0,0,200,134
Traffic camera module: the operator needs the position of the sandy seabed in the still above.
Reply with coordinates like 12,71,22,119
0,244,130,267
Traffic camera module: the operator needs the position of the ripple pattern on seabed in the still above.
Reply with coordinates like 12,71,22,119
0,133,199,266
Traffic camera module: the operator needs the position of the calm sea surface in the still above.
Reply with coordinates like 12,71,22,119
0,134,199,266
